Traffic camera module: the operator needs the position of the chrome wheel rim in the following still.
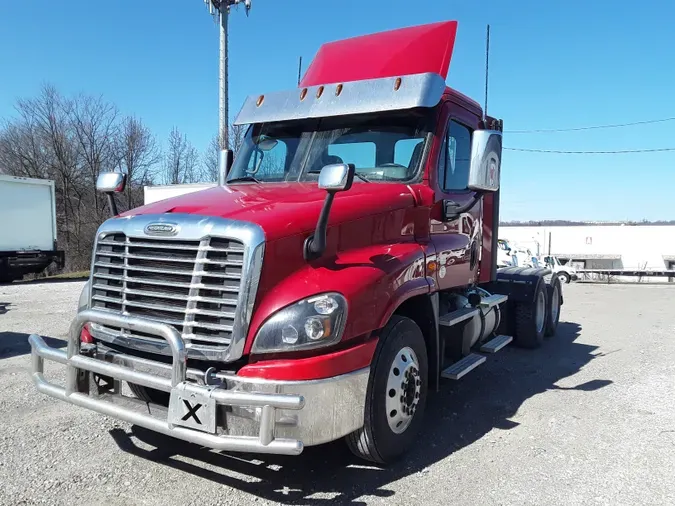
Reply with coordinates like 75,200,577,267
385,346,421,434
551,285,560,324
535,290,546,334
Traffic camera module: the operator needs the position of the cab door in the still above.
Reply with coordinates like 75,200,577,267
429,102,482,291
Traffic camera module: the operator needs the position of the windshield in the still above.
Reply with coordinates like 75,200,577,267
228,109,434,184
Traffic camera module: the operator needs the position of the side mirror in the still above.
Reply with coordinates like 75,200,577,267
218,149,234,185
96,172,126,193
318,163,355,192
305,163,355,261
96,172,127,217
467,129,502,192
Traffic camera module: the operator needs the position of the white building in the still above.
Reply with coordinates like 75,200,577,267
500,225,675,282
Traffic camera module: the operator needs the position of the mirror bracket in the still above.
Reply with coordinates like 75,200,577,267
442,196,481,221
218,149,234,185
304,163,355,261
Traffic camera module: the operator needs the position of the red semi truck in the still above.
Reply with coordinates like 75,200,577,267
29,20,563,464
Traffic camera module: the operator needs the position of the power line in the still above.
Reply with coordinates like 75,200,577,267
506,116,675,134
505,147,675,154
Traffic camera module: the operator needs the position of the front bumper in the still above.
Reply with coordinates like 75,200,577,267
29,309,369,456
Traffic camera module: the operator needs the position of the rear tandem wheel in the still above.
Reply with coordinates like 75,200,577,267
512,279,548,349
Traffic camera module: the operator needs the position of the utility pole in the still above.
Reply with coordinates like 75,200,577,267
219,2,230,150
203,0,251,183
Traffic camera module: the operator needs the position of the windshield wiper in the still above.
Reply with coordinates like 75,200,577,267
307,169,371,183
227,175,261,184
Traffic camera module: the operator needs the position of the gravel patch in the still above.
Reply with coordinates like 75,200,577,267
1,281,674,505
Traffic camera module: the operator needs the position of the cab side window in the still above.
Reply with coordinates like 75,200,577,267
439,120,472,191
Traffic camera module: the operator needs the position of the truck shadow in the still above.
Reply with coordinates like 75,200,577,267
110,321,610,505
0,332,65,360
0,301,11,315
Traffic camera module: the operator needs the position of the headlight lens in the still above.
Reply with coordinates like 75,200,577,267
251,293,347,354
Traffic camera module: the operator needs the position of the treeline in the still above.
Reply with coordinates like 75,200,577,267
501,220,675,227
0,84,245,272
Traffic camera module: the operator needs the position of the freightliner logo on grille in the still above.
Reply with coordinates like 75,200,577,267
144,223,179,236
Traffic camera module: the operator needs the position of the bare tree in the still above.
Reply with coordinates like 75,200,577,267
0,83,234,274
70,93,120,223
163,127,200,184
203,134,220,182
0,84,123,270
203,124,248,182
228,124,247,155
117,116,161,208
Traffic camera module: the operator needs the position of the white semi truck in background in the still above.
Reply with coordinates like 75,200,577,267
0,175,64,282
498,238,577,283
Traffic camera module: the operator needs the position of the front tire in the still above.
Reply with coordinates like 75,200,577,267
346,316,428,464
128,383,170,406
558,272,570,284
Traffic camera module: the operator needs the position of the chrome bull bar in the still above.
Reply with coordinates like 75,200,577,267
28,309,305,455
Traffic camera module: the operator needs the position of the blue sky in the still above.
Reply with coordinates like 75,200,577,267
0,0,673,221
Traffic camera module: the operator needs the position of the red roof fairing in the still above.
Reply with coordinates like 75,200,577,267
300,20,458,87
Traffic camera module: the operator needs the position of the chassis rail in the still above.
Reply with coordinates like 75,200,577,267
29,309,305,455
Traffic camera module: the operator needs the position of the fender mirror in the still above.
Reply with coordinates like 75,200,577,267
305,163,355,260
318,163,355,192
96,172,127,217
467,129,502,192
96,172,126,193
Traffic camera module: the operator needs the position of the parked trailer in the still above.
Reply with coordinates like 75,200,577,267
0,175,64,282
577,269,675,281
29,20,564,464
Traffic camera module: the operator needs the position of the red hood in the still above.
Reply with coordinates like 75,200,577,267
124,183,416,242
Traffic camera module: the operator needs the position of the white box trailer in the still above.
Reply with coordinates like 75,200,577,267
143,183,217,205
0,175,64,282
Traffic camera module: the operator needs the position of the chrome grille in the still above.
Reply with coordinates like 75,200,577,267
91,233,245,350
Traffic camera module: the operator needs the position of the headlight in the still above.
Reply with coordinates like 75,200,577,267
251,293,348,354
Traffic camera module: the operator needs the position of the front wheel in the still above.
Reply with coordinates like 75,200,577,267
345,316,428,464
557,272,571,284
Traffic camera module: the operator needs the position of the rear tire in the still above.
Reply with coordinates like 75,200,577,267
543,274,562,337
512,280,547,349
345,315,428,464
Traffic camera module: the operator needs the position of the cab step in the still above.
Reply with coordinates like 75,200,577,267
478,294,508,310
480,334,513,353
439,307,479,327
441,353,486,380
